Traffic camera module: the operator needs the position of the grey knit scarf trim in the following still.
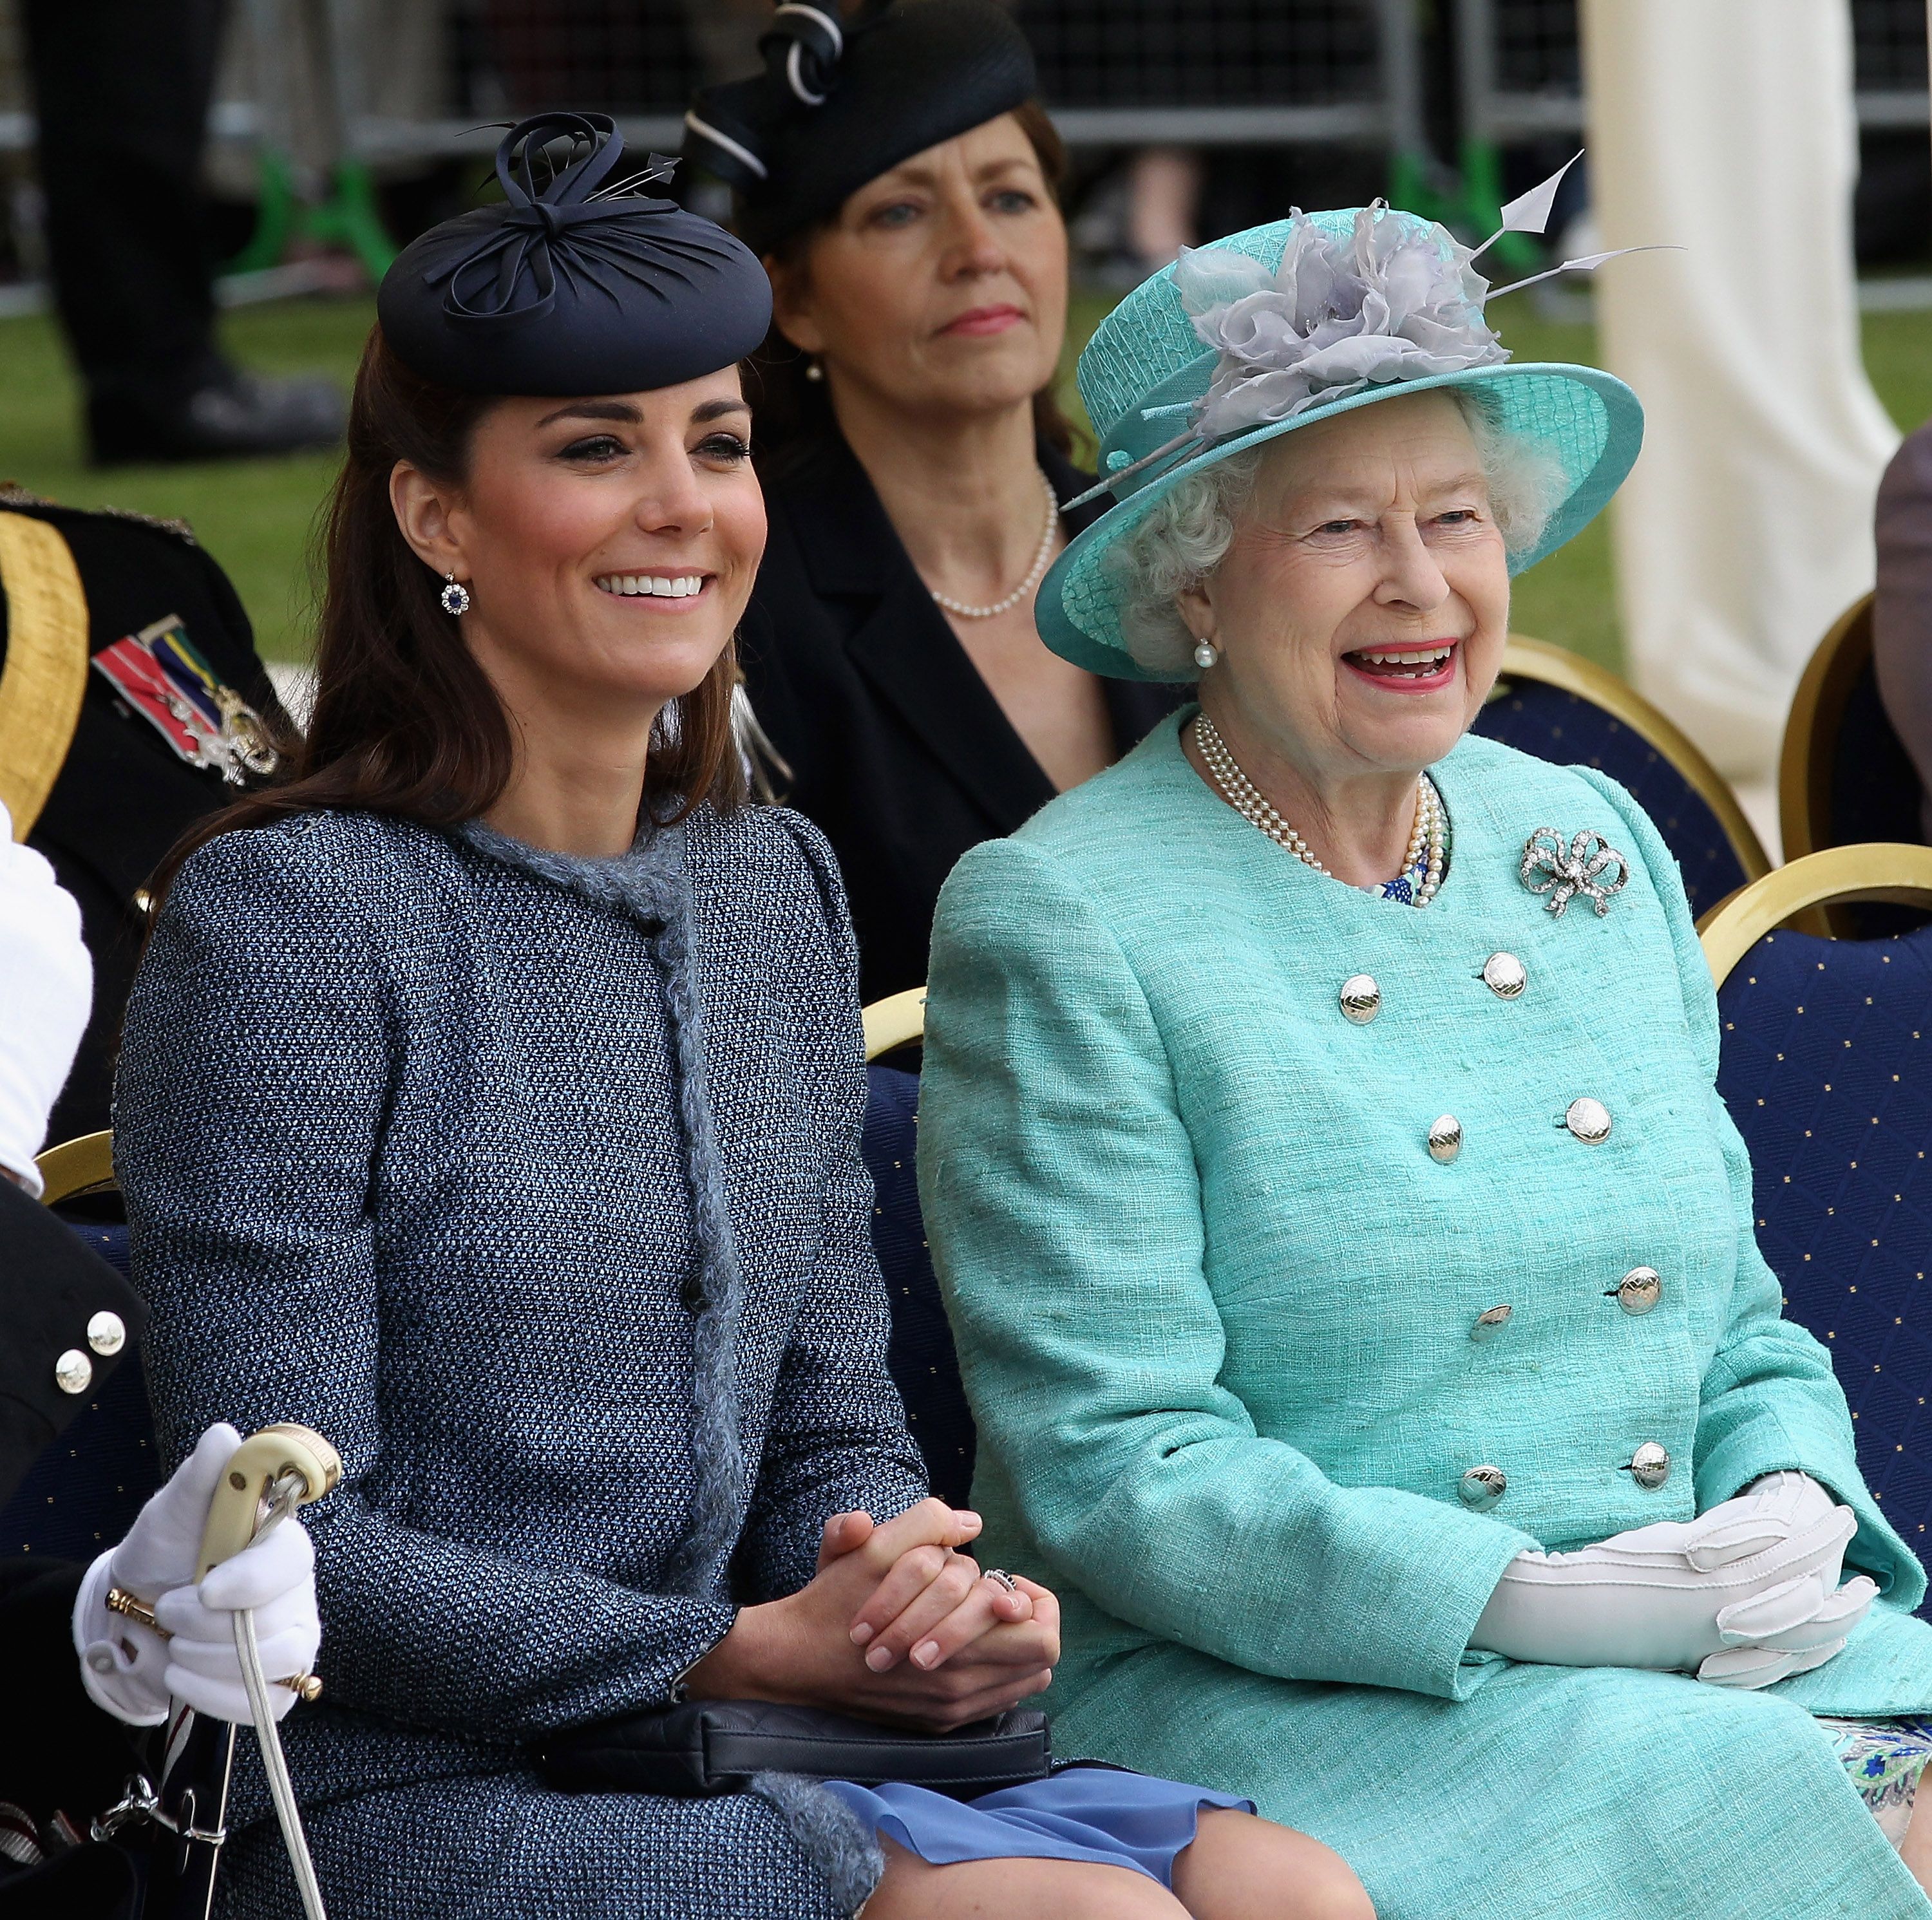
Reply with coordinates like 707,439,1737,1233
750,1772,887,1917
457,816,746,1597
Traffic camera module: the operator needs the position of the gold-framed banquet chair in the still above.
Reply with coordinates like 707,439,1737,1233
1778,593,1927,937
1702,845,1932,1606
854,990,973,1506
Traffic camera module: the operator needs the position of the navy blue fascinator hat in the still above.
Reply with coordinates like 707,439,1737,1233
683,1,1037,256
379,113,773,395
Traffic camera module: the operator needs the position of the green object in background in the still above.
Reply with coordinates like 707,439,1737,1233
1454,138,1542,271
303,160,397,281
0,292,1928,666
227,150,302,276
227,155,397,283
1385,149,1449,228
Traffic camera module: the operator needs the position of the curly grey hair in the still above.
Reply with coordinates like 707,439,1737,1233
1106,389,1571,675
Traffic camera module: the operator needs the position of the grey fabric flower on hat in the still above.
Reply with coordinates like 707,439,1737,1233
1175,204,1509,441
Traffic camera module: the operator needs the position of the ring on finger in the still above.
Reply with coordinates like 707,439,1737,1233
985,1568,1018,1595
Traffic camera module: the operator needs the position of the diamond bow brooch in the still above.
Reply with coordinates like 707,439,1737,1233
1519,827,1630,918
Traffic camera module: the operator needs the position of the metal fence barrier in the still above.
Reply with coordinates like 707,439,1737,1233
0,0,1926,290
2,0,1926,162
1447,0,1930,268
0,0,1443,290
0,0,1432,165
1458,0,1929,149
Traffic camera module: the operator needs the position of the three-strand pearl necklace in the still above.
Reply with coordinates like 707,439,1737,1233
1194,713,1446,907
928,470,1061,619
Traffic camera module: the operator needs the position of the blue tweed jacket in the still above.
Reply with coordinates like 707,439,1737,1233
115,802,927,1920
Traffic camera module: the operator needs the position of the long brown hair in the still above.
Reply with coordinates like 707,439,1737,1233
152,330,745,905
748,99,1081,468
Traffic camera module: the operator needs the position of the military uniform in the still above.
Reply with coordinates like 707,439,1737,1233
0,493,273,1908
0,1178,148,1910
0,488,287,1145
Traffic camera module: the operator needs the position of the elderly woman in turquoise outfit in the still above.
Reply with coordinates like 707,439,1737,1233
917,197,1932,1919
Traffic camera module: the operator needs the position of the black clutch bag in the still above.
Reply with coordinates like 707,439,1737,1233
535,1700,1051,1800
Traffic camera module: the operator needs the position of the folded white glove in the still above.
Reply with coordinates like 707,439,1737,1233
155,1519,319,1724
1470,1471,1875,1690
0,804,93,1193
1691,1473,1877,1689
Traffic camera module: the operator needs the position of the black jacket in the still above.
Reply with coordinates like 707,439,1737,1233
738,436,1186,1004
0,491,285,1143
0,1179,145,1509
0,1181,149,1867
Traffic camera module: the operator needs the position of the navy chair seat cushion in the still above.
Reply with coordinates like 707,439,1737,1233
861,1064,975,1507
0,1223,162,1561
1716,923,1932,1605
1473,679,1747,921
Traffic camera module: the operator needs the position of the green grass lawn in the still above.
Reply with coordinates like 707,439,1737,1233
0,299,377,662
2,291,1929,669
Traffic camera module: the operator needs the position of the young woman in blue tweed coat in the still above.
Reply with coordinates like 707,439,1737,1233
918,203,1932,1920
112,115,1366,1920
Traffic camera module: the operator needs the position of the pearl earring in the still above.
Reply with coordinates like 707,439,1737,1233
804,358,824,382
440,575,471,616
1192,638,1219,671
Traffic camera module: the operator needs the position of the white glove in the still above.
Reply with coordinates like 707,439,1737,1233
1692,1473,1878,1688
77,1520,321,1727
155,1519,319,1724
105,1422,245,1601
1470,1471,1875,1690
0,802,92,1193
75,1424,245,1721
72,1549,173,1726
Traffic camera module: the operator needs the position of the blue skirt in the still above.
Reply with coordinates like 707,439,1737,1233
822,1766,1254,1885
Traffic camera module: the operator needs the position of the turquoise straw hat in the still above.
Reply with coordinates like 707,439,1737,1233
1040,203,1645,682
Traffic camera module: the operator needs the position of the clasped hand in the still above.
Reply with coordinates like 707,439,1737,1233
1471,1472,1876,1689
685,1498,1058,1732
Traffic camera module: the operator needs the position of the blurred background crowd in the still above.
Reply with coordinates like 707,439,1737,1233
1,0,1931,807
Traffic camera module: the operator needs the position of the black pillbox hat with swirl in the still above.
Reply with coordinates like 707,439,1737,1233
379,113,774,395
683,1,1038,257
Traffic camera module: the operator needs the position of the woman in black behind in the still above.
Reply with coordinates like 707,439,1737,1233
685,0,1185,1002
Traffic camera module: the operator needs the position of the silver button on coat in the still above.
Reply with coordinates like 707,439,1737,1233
1470,1304,1514,1342
1562,1097,1613,1144
87,1310,127,1356
1428,1115,1463,1163
55,1349,93,1395
1459,1464,1508,1509
1339,975,1381,1025
1624,1441,1671,1489
1481,952,1528,999
1613,1268,1662,1315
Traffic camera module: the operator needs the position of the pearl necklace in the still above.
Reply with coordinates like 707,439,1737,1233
1194,713,1446,906
929,471,1061,619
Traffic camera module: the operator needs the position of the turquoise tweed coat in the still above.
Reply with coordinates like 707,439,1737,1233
919,713,1932,1920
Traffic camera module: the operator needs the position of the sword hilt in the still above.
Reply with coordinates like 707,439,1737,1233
196,1423,341,1578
